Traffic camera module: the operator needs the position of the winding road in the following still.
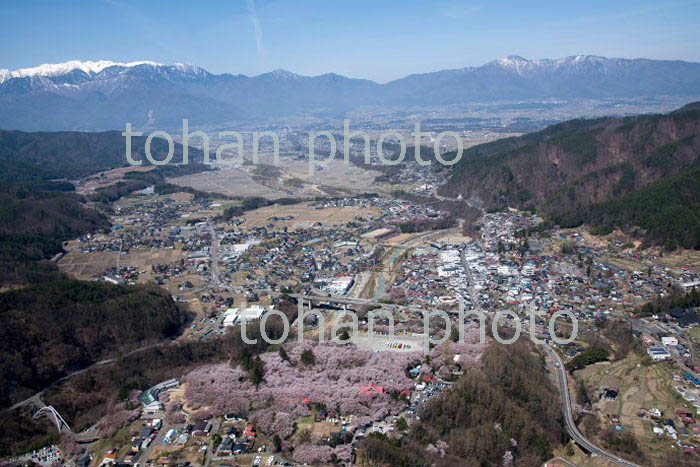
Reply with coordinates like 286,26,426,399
541,343,641,467
3,340,172,415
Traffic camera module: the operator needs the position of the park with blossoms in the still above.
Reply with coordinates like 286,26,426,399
170,326,487,464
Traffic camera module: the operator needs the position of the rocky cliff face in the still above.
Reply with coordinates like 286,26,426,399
440,102,700,215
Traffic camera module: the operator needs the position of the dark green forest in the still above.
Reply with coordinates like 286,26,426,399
0,280,189,408
587,166,700,249
0,183,109,285
440,102,700,249
359,342,566,466
0,129,202,183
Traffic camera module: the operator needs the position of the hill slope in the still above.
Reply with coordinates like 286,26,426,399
0,280,188,407
0,183,110,285
440,102,700,248
586,165,700,249
0,129,203,183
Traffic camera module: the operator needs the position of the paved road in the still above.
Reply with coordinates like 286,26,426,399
207,223,222,286
288,293,425,312
3,340,172,415
541,344,641,467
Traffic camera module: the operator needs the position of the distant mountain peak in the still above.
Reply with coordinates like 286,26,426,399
493,55,533,72
259,69,302,80
502,55,529,62
0,60,162,82
489,54,619,74
2,56,700,131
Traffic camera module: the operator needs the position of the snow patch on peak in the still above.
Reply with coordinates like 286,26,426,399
490,54,614,74
172,62,206,74
495,55,532,73
260,69,302,80
497,55,529,64
557,55,606,64
5,60,163,79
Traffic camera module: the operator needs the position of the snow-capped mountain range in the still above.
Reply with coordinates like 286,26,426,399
0,60,163,80
1,55,700,131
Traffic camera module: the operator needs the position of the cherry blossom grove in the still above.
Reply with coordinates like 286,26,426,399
184,343,417,434
183,330,487,440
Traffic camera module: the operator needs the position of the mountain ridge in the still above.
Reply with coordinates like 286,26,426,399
4,54,700,83
2,55,700,131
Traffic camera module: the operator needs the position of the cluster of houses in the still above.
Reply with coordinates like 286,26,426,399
639,405,700,446
72,196,218,285
217,223,370,293
217,420,257,456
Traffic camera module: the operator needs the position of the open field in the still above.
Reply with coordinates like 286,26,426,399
284,158,383,195
58,249,117,279
383,233,414,244
657,249,700,274
74,165,155,194
114,191,196,208
599,255,648,273
169,165,290,199
58,246,192,283
435,231,472,244
240,201,379,231
352,332,425,354
170,157,386,200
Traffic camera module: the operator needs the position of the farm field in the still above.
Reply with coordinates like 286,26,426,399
574,353,691,462
170,158,387,200
74,165,156,194
284,158,383,195
239,202,379,231
58,246,186,281
57,249,117,279
169,165,290,199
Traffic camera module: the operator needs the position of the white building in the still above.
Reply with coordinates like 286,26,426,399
681,280,700,291
648,346,671,361
223,309,240,327
326,276,354,295
223,305,269,327
662,336,679,346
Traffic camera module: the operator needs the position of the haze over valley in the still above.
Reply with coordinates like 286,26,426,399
2,2,700,466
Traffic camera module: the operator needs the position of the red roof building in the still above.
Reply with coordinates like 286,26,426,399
360,383,386,396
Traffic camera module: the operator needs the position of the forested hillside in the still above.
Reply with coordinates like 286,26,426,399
0,129,204,183
583,166,700,249
0,132,198,410
0,183,109,285
358,342,565,466
0,281,188,408
440,102,700,248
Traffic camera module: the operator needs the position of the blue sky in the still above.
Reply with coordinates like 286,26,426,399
1,0,699,82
